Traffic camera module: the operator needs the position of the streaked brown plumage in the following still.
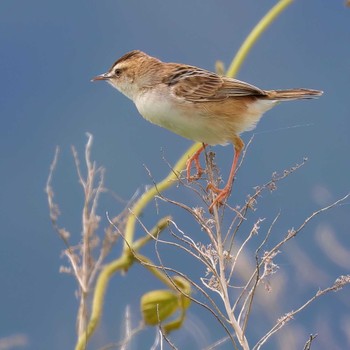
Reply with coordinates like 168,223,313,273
92,50,323,212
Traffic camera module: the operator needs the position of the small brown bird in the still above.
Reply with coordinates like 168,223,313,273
92,50,322,212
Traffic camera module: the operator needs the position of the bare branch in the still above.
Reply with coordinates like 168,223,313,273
253,276,350,350
303,334,318,350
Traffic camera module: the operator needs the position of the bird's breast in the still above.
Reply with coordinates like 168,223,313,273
134,89,226,145
134,89,276,145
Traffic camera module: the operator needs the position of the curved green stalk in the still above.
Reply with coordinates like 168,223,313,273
74,2,293,348
75,255,131,350
123,142,200,251
75,218,170,350
226,0,293,78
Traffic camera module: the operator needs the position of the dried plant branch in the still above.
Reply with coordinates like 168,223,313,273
261,192,350,274
46,146,71,247
253,276,350,350
213,205,250,349
156,225,219,279
158,324,178,350
227,158,308,256
46,147,86,291
132,216,171,251
161,152,349,350
111,208,238,347
123,142,201,253
98,307,144,350
155,195,218,244
161,157,248,348
152,159,309,350
47,135,134,349
75,211,173,350
71,134,108,336
228,218,264,284
146,256,238,349
303,334,318,350
238,213,281,336
75,254,132,350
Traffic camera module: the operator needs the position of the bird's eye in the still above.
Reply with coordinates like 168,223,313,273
114,69,122,77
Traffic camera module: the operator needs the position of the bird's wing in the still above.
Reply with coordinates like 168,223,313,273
163,64,267,102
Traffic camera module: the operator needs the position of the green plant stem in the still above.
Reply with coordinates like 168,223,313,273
226,0,293,79
122,142,200,252
75,255,131,350
136,254,177,291
132,216,171,252
74,217,172,350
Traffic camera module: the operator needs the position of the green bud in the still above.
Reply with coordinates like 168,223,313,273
140,276,192,333
141,290,179,326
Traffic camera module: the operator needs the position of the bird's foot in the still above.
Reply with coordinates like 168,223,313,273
187,162,204,182
186,145,206,182
207,184,232,214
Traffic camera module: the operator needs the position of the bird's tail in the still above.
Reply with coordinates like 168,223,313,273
264,88,323,101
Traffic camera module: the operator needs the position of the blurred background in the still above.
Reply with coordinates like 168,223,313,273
1,0,349,349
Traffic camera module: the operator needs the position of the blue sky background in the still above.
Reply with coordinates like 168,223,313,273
1,1,350,349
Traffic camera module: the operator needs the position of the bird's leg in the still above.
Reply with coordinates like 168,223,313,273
186,143,207,181
208,136,244,213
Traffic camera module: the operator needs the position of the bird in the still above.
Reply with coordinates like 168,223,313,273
92,50,322,212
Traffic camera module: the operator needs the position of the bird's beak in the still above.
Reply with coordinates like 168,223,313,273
91,73,111,82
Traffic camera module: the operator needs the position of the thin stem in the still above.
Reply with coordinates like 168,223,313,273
226,0,293,78
216,218,250,349
75,255,132,350
123,142,200,252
